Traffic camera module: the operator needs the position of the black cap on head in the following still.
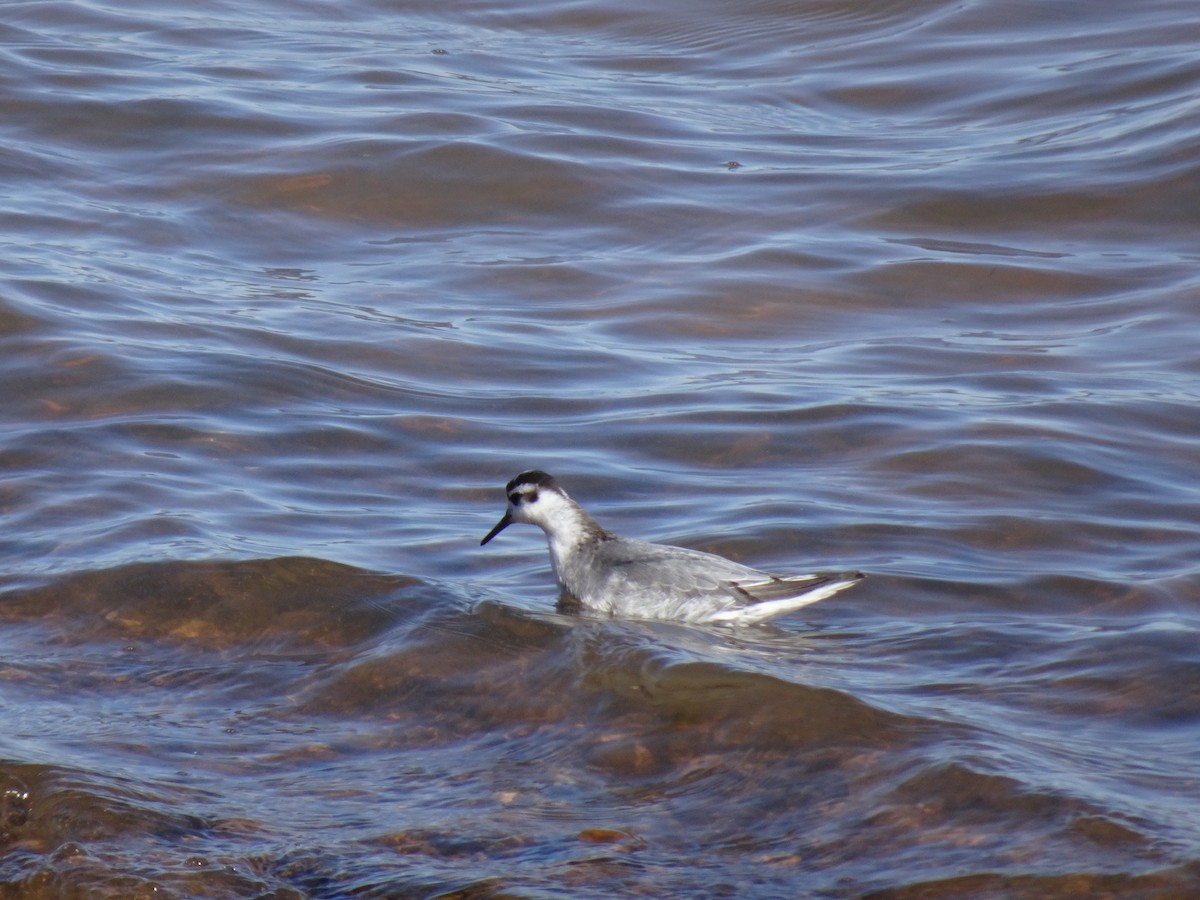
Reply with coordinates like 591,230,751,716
506,470,559,493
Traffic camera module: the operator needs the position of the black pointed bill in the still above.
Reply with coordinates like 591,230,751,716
480,511,513,545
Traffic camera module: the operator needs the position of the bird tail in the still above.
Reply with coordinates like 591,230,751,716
706,570,864,625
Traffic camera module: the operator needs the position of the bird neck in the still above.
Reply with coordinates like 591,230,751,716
541,497,610,570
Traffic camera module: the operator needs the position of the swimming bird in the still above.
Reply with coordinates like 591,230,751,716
480,470,863,624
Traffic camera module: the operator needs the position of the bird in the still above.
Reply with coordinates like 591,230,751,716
480,470,863,624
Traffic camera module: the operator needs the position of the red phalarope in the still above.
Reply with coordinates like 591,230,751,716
481,470,863,625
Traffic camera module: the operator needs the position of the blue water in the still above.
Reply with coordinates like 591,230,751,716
2,0,1199,896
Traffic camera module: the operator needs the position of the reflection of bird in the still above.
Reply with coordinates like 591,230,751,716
481,470,863,624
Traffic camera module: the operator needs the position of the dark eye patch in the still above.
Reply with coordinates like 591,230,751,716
509,488,537,505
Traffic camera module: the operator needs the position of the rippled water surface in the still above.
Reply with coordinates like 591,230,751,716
3,0,1200,896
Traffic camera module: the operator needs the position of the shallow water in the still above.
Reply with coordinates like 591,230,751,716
2,0,1200,896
